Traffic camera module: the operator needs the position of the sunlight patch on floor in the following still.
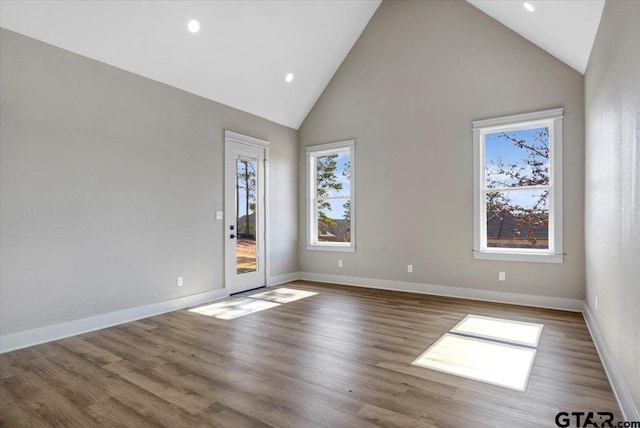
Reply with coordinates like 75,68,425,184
189,298,280,320
189,288,317,320
412,333,537,391
412,314,543,391
248,287,318,304
450,314,543,347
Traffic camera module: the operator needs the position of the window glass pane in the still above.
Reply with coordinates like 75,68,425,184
236,158,257,274
486,189,548,249
317,198,351,243
485,127,549,188
316,152,351,198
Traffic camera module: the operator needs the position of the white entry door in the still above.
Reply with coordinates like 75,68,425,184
224,131,268,294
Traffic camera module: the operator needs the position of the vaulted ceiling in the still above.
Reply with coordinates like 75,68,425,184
0,0,381,129
467,0,605,74
1,1,605,129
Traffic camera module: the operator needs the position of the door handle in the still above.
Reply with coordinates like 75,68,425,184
230,234,236,239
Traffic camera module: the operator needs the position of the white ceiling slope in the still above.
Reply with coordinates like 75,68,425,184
467,0,605,74
0,1,381,129
1,1,604,128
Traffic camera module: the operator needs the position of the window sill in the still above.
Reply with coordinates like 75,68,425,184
307,244,355,253
473,251,564,264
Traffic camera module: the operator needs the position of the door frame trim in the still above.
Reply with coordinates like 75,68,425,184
225,130,270,149
223,130,270,292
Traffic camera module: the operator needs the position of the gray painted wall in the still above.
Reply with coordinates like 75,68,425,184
298,0,586,300
585,0,640,412
0,29,298,336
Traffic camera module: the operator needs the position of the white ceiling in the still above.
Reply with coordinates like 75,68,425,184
0,0,381,129
467,0,605,74
0,1,604,129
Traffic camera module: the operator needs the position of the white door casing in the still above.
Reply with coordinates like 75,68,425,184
224,131,268,294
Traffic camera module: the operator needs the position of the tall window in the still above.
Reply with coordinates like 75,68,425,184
472,109,564,263
306,140,355,251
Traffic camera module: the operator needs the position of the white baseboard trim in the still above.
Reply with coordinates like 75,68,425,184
298,272,583,312
583,302,639,421
0,288,229,354
268,272,301,287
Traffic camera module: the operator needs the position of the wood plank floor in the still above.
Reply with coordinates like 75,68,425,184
1,281,621,427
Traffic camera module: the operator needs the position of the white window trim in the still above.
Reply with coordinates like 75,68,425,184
306,140,356,252
472,108,564,263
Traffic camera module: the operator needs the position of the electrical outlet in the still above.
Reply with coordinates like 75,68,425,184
215,211,223,220
338,260,343,268
407,264,413,273
499,272,506,281
595,296,598,311
177,276,184,287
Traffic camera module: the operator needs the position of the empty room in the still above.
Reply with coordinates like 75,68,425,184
1,0,638,426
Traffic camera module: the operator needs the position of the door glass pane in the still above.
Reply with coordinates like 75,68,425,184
236,158,257,274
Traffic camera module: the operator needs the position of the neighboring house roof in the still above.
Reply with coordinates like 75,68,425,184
318,218,350,240
486,211,548,241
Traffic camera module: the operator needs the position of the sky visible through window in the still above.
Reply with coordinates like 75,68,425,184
485,127,549,207
484,126,550,248
485,128,547,170
318,151,350,219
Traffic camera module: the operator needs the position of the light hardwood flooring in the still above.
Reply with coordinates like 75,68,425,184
0,281,621,427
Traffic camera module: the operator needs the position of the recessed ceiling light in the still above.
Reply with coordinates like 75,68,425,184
523,2,535,12
285,73,294,83
188,20,200,33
